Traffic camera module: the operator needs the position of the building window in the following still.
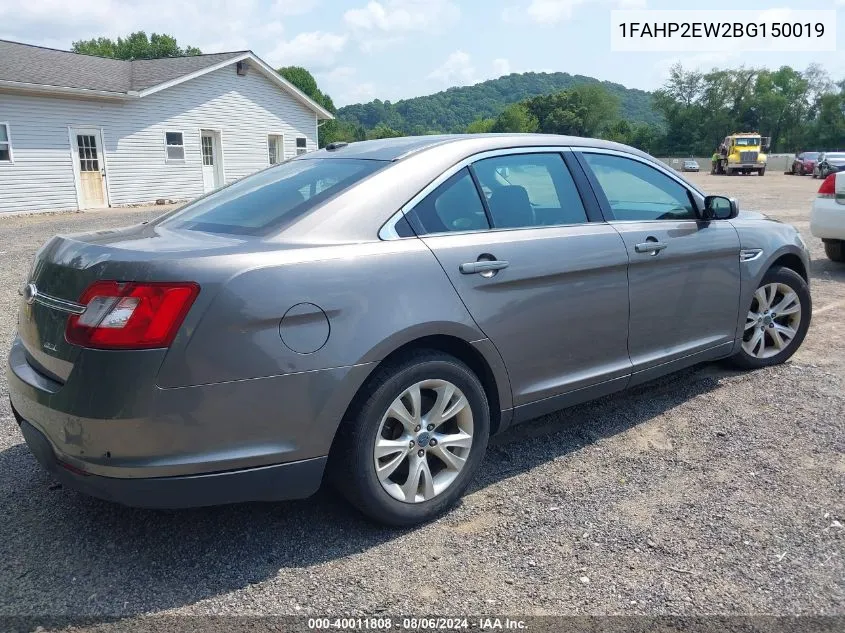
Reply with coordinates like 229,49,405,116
268,134,284,165
76,135,100,171
201,135,214,166
0,123,12,162
165,131,185,162
296,137,308,156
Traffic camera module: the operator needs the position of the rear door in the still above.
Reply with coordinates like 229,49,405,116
575,149,741,380
403,149,632,407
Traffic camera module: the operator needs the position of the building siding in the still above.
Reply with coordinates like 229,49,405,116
0,64,319,213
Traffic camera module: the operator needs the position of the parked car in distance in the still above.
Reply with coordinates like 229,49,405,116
682,159,700,172
791,152,820,175
811,172,845,262
8,134,813,526
813,152,845,179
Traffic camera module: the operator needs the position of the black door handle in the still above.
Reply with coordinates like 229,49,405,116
459,260,509,274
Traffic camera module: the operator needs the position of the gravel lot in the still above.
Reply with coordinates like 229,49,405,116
0,173,842,624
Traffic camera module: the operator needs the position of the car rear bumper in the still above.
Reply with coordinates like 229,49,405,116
811,200,845,240
7,335,376,506
14,413,326,508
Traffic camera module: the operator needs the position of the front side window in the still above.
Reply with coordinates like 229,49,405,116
159,158,385,235
404,168,490,235
0,123,11,162
581,153,696,222
165,131,185,162
472,153,588,228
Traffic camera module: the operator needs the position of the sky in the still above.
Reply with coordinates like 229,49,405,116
2,0,845,107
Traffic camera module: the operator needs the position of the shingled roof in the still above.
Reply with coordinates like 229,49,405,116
0,39,334,118
0,40,246,93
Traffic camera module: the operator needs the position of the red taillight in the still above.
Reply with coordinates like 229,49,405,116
66,281,200,350
818,174,836,198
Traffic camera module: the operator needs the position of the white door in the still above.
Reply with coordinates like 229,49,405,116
268,134,284,165
70,128,109,208
201,131,222,193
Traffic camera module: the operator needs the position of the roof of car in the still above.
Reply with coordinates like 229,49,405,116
305,133,646,162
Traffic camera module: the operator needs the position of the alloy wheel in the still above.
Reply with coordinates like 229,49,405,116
742,282,802,359
373,379,474,503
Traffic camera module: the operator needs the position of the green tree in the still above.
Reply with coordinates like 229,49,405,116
568,84,620,137
466,118,495,133
491,104,539,133
653,62,842,155
366,124,403,140
337,71,662,136
277,66,348,148
814,81,845,149
508,84,620,137
278,66,336,113
604,119,633,144
72,32,200,59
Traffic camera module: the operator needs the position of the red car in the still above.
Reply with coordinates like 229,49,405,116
791,152,820,175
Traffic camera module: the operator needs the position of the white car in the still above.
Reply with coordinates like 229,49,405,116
811,172,845,262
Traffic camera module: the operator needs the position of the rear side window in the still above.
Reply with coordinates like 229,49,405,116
472,153,588,228
404,168,490,235
581,153,696,222
160,158,384,235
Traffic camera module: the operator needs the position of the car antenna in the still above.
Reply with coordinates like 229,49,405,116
325,142,349,151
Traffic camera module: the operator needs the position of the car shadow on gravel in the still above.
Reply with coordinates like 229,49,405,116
810,256,845,280
0,363,733,622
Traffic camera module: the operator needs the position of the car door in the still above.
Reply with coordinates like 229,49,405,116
575,149,741,383
400,149,632,410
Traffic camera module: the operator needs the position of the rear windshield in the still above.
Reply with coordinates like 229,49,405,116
159,158,385,235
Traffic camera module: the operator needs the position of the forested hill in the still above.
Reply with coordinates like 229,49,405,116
337,72,661,134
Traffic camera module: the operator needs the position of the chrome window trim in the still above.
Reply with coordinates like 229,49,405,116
572,146,706,224
379,146,580,240
378,145,710,240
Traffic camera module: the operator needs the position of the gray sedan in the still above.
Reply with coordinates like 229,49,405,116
8,134,812,526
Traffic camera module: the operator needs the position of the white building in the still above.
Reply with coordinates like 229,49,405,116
0,40,333,213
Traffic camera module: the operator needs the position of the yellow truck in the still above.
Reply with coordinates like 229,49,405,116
711,133,770,176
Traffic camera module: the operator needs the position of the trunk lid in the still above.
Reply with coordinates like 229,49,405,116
17,223,248,383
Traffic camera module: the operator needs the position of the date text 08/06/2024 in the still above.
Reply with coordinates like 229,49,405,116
307,617,528,630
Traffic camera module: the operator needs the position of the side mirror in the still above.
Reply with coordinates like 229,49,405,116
702,195,739,220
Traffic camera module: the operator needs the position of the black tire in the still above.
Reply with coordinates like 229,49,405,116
825,240,845,263
329,350,490,526
759,167,766,176
730,266,811,370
